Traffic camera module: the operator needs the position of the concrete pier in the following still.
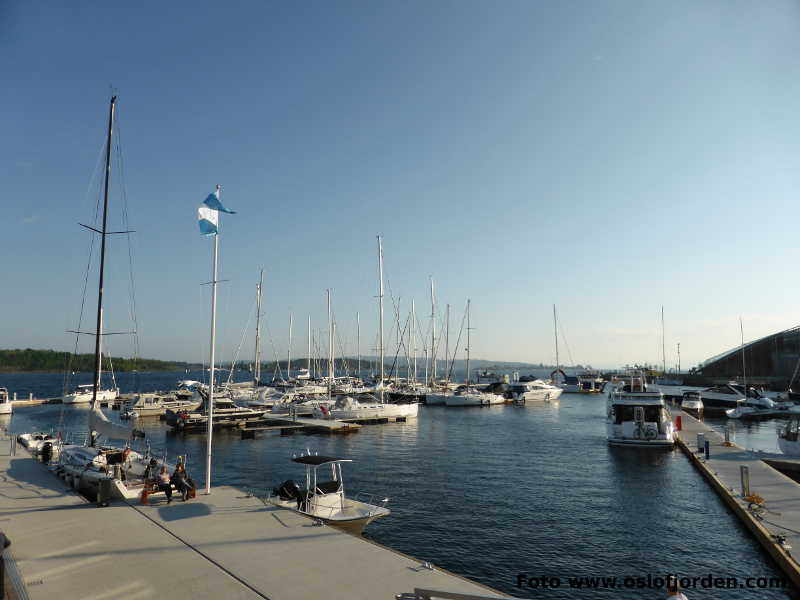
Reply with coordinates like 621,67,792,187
676,411,800,588
0,449,506,599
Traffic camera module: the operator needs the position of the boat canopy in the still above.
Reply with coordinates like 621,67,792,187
292,455,352,466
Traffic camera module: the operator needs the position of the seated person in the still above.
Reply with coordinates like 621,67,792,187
158,466,172,503
171,463,192,501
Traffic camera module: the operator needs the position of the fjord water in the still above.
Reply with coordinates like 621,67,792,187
4,372,793,599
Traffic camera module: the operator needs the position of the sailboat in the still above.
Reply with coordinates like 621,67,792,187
53,97,168,501
446,300,505,406
313,237,419,420
62,354,119,404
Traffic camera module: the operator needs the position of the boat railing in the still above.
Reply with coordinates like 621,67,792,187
354,491,389,514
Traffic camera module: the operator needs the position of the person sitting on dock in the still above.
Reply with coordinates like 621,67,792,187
144,458,158,480
158,466,173,503
171,463,191,501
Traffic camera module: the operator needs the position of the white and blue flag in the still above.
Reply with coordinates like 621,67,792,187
197,206,219,235
203,186,236,214
197,185,235,235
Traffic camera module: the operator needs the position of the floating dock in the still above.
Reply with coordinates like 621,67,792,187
240,415,361,436
0,446,505,599
676,411,800,588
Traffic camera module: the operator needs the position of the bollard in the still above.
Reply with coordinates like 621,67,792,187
29,392,33,401
741,465,750,497
697,432,705,452
12,393,16,402
724,426,730,445
676,415,682,431
704,440,710,460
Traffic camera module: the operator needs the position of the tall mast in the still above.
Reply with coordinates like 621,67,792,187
307,315,311,376
253,270,263,385
465,299,471,386
327,290,333,401
377,236,385,403
677,342,681,374
661,305,666,375
287,312,293,381
740,317,747,400
204,184,222,494
357,312,361,381
411,300,417,386
90,96,117,435
430,277,436,383
553,304,559,371
445,303,450,384
395,298,401,385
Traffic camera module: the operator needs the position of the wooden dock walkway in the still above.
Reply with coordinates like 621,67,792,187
256,414,362,433
676,411,800,587
0,448,504,599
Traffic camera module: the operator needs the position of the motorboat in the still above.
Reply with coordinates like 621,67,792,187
63,383,119,405
312,396,419,419
165,391,265,431
121,392,201,419
508,380,563,403
0,388,11,415
554,371,604,393
268,452,390,534
697,383,774,414
778,418,800,456
444,387,505,406
17,432,58,455
607,376,675,447
680,391,704,417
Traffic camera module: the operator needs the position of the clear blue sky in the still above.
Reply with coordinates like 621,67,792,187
3,1,800,370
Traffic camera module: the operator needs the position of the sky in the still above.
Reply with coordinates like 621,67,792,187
2,0,800,370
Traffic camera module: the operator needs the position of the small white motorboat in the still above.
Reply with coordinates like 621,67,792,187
17,432,58,454
63,384,118,405
0,388,11,415
268,452,390,535
508,380,563,403
312,395,419,419
680,391,704,417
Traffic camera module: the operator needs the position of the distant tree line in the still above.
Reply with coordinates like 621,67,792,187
0,349,193,372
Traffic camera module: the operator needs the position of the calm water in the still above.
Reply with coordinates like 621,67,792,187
3,372,796,599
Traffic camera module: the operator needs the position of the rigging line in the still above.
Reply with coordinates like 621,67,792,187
331,315,351,377
115,122,141,380
263,320,283,381
226,295,258,386
447,303,468,382
558,320,576,370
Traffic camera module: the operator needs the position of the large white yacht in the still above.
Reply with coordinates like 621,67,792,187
697,383,774,414
313,395,419,419
606,376,675,447
507,380,562,403
444,387,505,406
121,392,201,419
164,390,265,431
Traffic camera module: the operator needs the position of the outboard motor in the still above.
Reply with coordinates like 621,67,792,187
274,479,301,501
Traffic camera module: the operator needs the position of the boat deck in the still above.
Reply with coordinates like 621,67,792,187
0,447,504,599
676,411,800,587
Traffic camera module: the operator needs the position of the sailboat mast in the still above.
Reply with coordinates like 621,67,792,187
253,270,263,385
445,303,450,383
357,312,361,381
740,317,747,400
661,306,666,375
327,290,332,401
465,299,471,386
430,277,436,383
553,304,559,371
411,300,417,386
307,315,311,377
287,312,293,381
377,236,385,403
90,96,116,426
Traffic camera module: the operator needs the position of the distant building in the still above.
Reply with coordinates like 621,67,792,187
697,326,800,388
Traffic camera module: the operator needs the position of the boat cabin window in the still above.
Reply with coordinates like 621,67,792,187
615,405,661,424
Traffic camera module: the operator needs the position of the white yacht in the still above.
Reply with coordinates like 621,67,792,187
0,388,11,415
63,383,119,405
698,383,774,413
607,376,675,447
121,392,201,419
444,387,505,406
268,453,390,535
164,391,265,431
680,391,704,417
17,432,57,454
508,380,563,403
313,395,419,419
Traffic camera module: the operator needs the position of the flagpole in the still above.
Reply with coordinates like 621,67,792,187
205,185,221,495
